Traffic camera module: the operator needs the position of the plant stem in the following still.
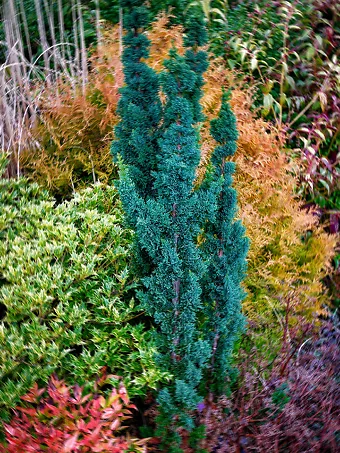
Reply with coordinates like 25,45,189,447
288,92,319,128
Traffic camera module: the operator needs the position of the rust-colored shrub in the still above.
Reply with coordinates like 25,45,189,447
20,26,123,198
22,91,116,197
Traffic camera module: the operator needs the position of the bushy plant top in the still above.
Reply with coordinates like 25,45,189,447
21,87,117,199
111,0,162,198
0,163,168,421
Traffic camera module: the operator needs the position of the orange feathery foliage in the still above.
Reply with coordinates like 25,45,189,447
147,13,185,71
91,22,124,108
21,86,116,196
20,27,123,197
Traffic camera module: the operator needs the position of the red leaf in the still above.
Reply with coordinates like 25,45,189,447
63,433,78,452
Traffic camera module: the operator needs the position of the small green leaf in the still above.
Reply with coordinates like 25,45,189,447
306,46,315,60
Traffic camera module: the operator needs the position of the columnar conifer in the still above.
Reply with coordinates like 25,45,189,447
201,92,249,395
113,2,248,449
118,47,211,449
183,13,209,122
111,0,161,197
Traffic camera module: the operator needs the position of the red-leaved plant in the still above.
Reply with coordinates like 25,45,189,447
0,371,147,453
202,293,340,452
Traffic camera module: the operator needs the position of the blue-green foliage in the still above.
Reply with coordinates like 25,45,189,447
118,49,213,442
201,92,249,394
113,2,248,449
111,0,161,197
183,13,209,123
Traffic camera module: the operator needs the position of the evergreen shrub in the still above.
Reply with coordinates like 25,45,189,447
200,92,249,394
0,157,168,422
112,2,249,448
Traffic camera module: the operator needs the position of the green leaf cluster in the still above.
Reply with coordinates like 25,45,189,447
0,167,168,422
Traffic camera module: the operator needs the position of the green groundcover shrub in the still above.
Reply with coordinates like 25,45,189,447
0,158,168,422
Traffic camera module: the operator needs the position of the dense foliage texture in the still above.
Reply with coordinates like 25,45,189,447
183,13,209,123
0,159,167,421
22,89,117,198
111,0,162,198
114,4,249,450
201,92,249,394
118,47,213,448
200,61,336,351
0,372,146,453
0,8,338,452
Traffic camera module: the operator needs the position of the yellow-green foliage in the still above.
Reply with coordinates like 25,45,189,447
0,155,169,420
